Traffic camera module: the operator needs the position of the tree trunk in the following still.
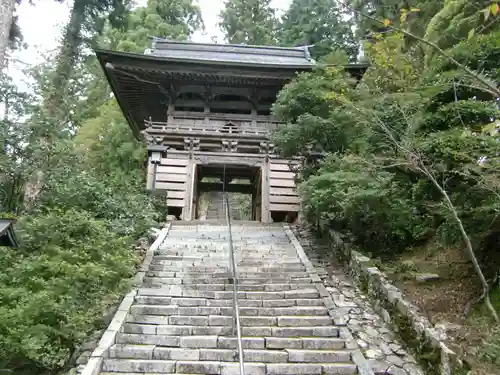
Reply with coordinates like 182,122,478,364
0,0,16,71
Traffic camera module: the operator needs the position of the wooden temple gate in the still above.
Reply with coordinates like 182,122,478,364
145,150,300,222
95,39,365,222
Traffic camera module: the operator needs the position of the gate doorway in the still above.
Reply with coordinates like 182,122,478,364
192,164,262,221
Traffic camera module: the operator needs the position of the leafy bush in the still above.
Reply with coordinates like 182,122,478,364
36,167,156,237
272,28,500,272
0,102,157,373
0,209,138,372
299,155,429,255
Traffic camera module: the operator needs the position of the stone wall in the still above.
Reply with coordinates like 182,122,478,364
320,226,468,375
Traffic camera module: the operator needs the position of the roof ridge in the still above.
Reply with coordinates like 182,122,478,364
149,37,308,52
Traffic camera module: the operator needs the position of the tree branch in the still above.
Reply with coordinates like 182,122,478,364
340,1,500,98
337,94,499,322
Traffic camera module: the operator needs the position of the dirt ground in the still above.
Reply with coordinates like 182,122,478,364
376,245,500,375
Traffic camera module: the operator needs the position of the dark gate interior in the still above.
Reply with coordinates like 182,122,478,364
193,164,262,221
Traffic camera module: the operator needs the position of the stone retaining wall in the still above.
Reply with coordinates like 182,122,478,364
320,226,468,375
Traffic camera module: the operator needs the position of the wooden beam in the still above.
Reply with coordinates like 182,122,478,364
269,203,300,212
269,195,300,204
261,160,271,223
146,157,154,190
182,158,195,220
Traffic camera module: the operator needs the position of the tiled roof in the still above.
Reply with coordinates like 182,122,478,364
0,219,19,248
146,39,315,68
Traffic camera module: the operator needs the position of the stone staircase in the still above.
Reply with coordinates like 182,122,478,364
98,222,366,374
205,192,245,221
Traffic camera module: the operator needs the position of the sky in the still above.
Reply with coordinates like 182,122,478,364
9,0,292,91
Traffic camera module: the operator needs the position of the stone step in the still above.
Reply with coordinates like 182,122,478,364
122,324,340,337
147,265,306,273
150,260,303,267
145,270,311,279
137,288,320,300
126,314,333,327
130,305,328,316
101,359,357,374
144,273,312,284
159,241,293,247
147,265,310,274
116,334,346,350
142,280,313,292
109,344,352,363
122,323,233,336
134,296,325,307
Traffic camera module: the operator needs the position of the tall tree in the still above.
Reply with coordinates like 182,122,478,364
219,0,278,45
41,0,131,133
279,0,359,61
0,0,16,70
100,0,203,53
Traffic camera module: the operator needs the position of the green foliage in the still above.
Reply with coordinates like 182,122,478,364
272,27,500,269
0,209,137,372
99,0,203,52
278,0,358,60
0,107,157,372
0,0,202,371
300,155,427,254
349,0,444,41
431,30,500,82
420,99,500,132
219,0,278,44
423,0,500,57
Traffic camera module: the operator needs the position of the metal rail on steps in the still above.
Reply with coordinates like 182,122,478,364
222,163,245,375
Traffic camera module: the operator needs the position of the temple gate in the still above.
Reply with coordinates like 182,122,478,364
95,39,364,221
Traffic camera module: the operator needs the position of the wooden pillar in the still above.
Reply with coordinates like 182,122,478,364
191,165,198,220
195,180,201,219
167,103,174,123
251,189,256,221
182,158,195,221
261,160,270,223
146,157,155,190
251,108,257,127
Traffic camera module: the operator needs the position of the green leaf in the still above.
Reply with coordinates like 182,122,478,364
491,3,499,16
483,7,491,20
468,28,475,39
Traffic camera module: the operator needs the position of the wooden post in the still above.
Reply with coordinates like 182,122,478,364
192,165,199,220
146,157,155,190
167,103,174,124
261,160,270,223
251,108,257,127
182,158,195,221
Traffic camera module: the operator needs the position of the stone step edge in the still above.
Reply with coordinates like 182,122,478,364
101,359,358,375
115,334,347,349
108,344,354,360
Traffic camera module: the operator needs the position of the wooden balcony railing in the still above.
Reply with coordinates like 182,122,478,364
144,117,283,138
